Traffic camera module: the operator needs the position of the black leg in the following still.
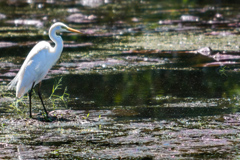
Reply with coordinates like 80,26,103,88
29,82,35,118
38,82,48,117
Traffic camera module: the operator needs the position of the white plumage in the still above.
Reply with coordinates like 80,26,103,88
8,22,82,118
9,41,53,97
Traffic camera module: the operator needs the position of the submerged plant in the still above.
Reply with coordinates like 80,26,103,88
218,66,228,77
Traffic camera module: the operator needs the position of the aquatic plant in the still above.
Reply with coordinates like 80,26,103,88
83,113,90,119
49,77,70,109
218,66,229,77
9,96,27,116
8,77,70,116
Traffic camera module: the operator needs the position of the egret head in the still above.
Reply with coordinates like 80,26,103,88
50,22,82,34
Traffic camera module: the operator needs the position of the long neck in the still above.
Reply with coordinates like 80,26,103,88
49,27,63,56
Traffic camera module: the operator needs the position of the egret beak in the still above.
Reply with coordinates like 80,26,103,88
67,27,82,34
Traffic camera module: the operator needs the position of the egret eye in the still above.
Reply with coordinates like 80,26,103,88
61,26,67,30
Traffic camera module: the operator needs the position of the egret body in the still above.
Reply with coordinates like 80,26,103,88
8,22,81,118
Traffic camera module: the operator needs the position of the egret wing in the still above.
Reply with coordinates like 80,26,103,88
8,41,52,98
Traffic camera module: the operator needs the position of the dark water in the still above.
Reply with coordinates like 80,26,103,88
58,69,235,106
1,0,240,159
52,69,238,119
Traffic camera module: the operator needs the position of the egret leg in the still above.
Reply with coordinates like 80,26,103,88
29,82,35,118
38,82,48,117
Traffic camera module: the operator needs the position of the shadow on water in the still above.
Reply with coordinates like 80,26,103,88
114,106,234,121
38,68,240,121
52,69,240,106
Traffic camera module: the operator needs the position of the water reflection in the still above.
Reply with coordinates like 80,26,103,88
6,0,110,6
115,106,234,120
41,69,240,108
6,19,43,27
77,0,107,7
35,68,239,120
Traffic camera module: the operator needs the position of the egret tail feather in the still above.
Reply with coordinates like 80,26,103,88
7,75,18,90
17,87,26,98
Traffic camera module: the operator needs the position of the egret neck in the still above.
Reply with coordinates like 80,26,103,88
49,25,64,61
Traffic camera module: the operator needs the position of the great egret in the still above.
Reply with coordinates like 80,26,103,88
8,22,82,118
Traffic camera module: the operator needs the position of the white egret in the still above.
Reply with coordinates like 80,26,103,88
8,22,82,118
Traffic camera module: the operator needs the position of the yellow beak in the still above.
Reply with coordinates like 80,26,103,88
67,27,82,34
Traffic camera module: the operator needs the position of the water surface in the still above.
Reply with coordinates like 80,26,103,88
1,0,240,159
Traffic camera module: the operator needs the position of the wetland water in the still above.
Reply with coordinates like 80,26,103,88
1,0,240,159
